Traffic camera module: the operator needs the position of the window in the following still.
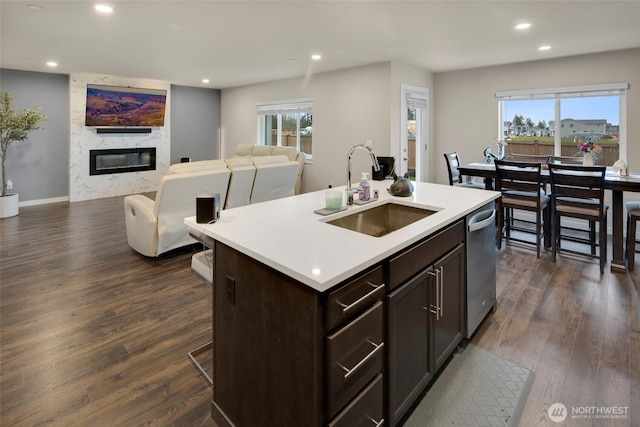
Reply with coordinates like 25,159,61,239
256,98,313,157
497,83,628,166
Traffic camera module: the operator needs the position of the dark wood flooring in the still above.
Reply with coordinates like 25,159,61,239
1,196,638,426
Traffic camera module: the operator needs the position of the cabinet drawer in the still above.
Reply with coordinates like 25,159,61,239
328,374,383,427
327,301,384,419
388,220,464,290
327,266,384,331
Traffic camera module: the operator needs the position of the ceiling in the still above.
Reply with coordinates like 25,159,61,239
2,1,640,89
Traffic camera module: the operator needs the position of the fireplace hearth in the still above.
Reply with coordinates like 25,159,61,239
90,148,156,175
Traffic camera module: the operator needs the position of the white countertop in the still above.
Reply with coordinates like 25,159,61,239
185,180,500,292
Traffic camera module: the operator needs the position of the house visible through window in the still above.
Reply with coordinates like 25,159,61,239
497,83,628,166
256,98,312,157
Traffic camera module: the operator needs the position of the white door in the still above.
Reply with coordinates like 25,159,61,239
400,84,429,182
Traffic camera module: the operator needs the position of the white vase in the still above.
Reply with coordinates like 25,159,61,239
0,193,19,218
583,154,594,166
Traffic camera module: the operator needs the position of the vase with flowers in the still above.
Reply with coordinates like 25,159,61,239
577,137,602,166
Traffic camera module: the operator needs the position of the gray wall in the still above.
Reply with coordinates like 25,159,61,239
170,84,221,164
0,69,70,202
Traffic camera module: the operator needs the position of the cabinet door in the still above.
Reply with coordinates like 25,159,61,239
431,244,464,372
387,269,432,426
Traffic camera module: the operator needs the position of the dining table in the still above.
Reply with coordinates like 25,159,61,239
458,162,640,272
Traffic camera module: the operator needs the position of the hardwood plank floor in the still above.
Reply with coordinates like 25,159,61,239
1,196,638,426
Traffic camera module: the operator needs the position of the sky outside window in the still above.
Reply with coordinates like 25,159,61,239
503,97,619,125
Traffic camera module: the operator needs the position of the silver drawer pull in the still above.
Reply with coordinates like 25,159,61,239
367,415,385,426
338,339,384,379
337,282,385,314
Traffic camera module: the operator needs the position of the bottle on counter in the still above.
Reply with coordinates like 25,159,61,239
359,172,371,201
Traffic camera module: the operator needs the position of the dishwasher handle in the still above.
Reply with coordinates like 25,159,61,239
468,209,496,232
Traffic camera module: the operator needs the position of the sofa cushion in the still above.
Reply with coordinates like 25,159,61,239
271,146,298,161
225,157,254,168
251,155,290,165
168,159,227,174
235,143,254,157
251,145,273,156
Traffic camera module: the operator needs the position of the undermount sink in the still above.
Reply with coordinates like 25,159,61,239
326,202,438,237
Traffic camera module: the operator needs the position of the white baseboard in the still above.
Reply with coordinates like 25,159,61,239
19,196,69,207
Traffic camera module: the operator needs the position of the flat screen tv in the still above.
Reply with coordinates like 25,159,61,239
85,84,167,127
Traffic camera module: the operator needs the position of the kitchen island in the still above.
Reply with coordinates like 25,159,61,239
185,179,500,427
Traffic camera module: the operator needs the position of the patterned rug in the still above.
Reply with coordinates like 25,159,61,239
404,343,535,427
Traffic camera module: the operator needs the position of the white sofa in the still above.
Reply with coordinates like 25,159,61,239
232,144,305,194
249,155,300,204
167,159,228,174
124,168,230,257
224,157,256,209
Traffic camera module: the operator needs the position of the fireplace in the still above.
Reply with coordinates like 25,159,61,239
90,148,156,175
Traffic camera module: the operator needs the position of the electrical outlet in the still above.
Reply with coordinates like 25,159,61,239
6,180,12,190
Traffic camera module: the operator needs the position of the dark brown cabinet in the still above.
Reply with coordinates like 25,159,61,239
431,244,464,372
387,269,432,425
386,222,465,426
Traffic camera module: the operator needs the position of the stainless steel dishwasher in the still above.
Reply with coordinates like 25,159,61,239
465,202,497,338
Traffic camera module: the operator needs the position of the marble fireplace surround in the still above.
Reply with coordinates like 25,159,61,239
69,73,170,202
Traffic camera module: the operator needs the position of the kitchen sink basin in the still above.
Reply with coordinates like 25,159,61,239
326,202,437,237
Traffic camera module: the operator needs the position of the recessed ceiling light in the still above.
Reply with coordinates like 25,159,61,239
515,23,531,30
46,61,58,67
311,54,322,61
539,45,552,51
202,79,210,84
95,4,113,13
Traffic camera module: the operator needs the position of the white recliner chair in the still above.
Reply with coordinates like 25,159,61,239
233,144,305,194
124,168,230,257
224,157,256,209
250,155,300,204
167,159,228,174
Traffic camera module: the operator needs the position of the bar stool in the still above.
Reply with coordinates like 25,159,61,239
495,159,550,258
627,202,640,271
188,249,213,386
548,164,607,274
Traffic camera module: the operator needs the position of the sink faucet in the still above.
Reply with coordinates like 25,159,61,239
347,144,381,204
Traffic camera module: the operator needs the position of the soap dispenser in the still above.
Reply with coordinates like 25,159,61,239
360,172,371,201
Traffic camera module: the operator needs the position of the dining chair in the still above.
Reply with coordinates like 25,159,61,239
548,164,608,274
494,159,550,258
444,152,485,189
626,202,640,271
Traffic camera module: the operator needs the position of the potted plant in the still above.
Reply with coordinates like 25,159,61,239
0,91,47,217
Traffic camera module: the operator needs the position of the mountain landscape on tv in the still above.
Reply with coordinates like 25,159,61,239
85,85,166,127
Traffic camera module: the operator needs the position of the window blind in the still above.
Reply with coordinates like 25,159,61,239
256,98,313,115
406,92,428,110
496,83,629,100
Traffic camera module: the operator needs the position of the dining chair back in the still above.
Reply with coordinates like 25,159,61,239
494,159,550,258
444,152,485,189
548,164,608,274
